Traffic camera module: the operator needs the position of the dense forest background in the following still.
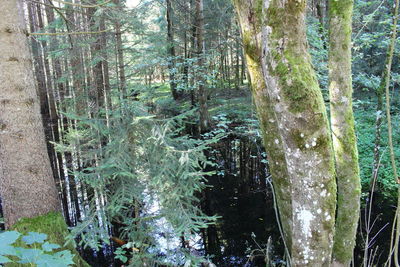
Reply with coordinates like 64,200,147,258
0,0,399,266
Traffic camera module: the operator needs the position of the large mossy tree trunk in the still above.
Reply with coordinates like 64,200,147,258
233,0,337,265
328,1,361,266
0,0,87,265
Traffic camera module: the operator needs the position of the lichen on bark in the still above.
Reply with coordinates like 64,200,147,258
233,0,337,265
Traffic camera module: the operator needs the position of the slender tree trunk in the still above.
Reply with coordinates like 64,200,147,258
328,1,361,266
190,0,197,105
182,1,190,89
28,3,63,204
371,88,384,190
316,0,326,28
114,0,127,99
43,0,73,225
100,17,112,113
65,0,85,116
35,2,73,225
195,0,210,133
241,51,246,84
36,2,61,177
233,1,337,265
27,3,58,178
166,0,179,100
381,0,400,265
371,0,400,194
235,27,240,90
87,5,105,114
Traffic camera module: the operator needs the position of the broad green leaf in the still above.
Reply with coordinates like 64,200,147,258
42,242,61,252
54,250,74,265
0,231,20,256
36,254,71,267
116,254,128,263
22,232,47,245
16,248,42,263
0,244,17,256
0,255,12,264
0,231,20,245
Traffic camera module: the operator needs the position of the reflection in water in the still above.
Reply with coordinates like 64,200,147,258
202,134,284,267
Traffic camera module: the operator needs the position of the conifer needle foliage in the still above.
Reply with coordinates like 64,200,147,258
58,103,219,265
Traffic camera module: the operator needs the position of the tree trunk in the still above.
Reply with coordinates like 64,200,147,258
381,0,400,264
87,5,105,115
100,16,112,113
0,0,60,228
65,0,86,116
233,1,337,265
166,0,179,100
195,0,210,133
114,0,127,99
328,1,361,266
27,3,58,178
235,27,240,90
0,5,87,264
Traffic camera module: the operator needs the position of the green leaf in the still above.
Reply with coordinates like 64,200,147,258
118,255,128,263
36,254,72,267
22,232,47,245
0,255,12,264
54,250,74,265
0,231,21,245
16,248,42,263
0,231,20,256
42,242,61,252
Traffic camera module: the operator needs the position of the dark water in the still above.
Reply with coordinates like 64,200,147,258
200,133,284,266
80,133,282,266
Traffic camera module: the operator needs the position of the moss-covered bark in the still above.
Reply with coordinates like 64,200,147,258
233,0,336,265
328,1,361,266
8,212,89,267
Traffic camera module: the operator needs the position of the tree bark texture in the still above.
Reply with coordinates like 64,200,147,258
87,5,105,115
195,0,210,133
0,0,60,228
43,0,72,225
166,0,179,100
113,0,127,99
28,3,60,184
233,1,337,266
328,1,361,266
65,1,86,116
